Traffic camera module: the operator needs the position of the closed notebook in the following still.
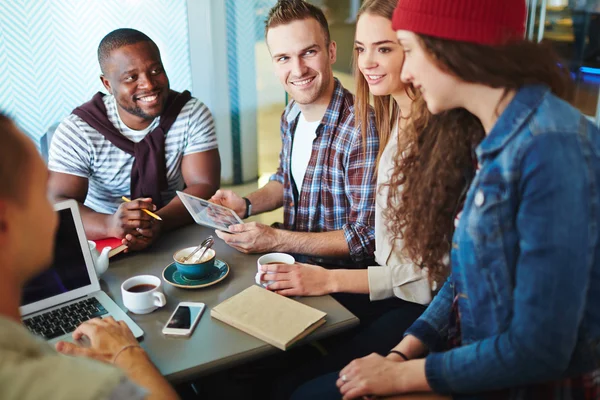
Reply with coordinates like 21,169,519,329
211,285,327,351
93,237,127,258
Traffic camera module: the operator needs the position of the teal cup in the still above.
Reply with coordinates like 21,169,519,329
173,247,217,279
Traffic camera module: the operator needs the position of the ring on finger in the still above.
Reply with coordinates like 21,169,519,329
341,374,349,383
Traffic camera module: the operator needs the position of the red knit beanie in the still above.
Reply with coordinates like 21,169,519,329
392,0,527,46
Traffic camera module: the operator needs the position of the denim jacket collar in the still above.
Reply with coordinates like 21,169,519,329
476,85,550,160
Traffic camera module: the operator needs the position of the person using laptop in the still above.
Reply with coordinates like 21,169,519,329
0,114,178,400
48,28,220,253
21,198,148,341
210,0,378,268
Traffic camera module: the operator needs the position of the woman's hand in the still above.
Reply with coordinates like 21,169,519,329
337,354,430,399
260,262,334,296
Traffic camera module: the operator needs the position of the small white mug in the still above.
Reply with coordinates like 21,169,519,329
121,275,166,314
256,253,295,287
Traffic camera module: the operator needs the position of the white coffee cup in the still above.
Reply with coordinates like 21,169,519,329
256,253,295,287
121,275,166,314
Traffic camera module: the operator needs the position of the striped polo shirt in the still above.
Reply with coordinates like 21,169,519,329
48,94,217,214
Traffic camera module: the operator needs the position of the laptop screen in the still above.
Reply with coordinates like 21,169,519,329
21,208,92,306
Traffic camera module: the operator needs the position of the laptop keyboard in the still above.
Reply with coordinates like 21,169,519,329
23,297,108,340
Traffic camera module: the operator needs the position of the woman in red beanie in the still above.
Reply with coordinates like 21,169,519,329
326,0,600,399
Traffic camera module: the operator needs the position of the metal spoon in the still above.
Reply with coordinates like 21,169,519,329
195,236,215,263
181,236,213,263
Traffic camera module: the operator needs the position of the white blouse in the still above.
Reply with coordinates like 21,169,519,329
367,127,432,304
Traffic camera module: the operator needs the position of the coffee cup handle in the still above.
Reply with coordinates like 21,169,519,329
255,271,265,285
153,292,166,307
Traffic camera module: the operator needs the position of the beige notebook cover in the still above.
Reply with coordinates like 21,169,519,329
211,285,327,350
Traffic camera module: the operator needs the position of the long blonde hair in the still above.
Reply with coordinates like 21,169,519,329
354,0,405,164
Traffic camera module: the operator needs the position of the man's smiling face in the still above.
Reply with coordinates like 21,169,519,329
100,41,170,129
267,18,336,106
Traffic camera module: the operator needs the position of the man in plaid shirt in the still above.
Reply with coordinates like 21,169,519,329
212,0,378,267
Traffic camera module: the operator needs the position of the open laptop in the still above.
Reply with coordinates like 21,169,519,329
20,199,143,344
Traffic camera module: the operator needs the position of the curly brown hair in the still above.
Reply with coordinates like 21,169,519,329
417,35,573,102
354,0,484,284
391,36,573,283
385,106,483,284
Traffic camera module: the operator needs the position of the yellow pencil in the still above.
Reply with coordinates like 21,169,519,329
121,196,163,221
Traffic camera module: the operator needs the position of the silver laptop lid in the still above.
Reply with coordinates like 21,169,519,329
20,199,101,316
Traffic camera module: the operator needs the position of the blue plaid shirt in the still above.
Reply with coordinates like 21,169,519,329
270,78,378,264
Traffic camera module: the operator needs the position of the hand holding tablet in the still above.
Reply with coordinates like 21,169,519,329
177,191,243,233
209,189,247,219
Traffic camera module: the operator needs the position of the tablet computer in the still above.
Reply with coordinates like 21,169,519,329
177,191,243,233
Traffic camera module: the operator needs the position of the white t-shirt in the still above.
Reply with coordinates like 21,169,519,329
291,113,320,192
49,94,218,214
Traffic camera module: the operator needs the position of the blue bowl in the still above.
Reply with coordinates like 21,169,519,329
173,247,217,279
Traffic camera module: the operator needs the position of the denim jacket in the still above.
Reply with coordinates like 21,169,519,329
406,85,600,394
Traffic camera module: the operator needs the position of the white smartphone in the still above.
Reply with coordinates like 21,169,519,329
162,302,206,337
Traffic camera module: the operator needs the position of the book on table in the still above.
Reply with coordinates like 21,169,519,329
211,285,327,351
93,237,127,258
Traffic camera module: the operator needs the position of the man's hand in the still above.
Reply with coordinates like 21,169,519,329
56,317,181,400
260,262,334,296
107,197,156,238
209,190,246,219
122,219,162,252
55,317,146,365
215,222,280,253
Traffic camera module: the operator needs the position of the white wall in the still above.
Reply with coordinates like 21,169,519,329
0,0,192,143
187,0,234,184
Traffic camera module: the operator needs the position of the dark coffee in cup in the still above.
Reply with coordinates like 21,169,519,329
128,284,157,293
256,253,296,287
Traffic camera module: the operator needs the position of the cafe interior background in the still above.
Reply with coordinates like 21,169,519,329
0,0,598,230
